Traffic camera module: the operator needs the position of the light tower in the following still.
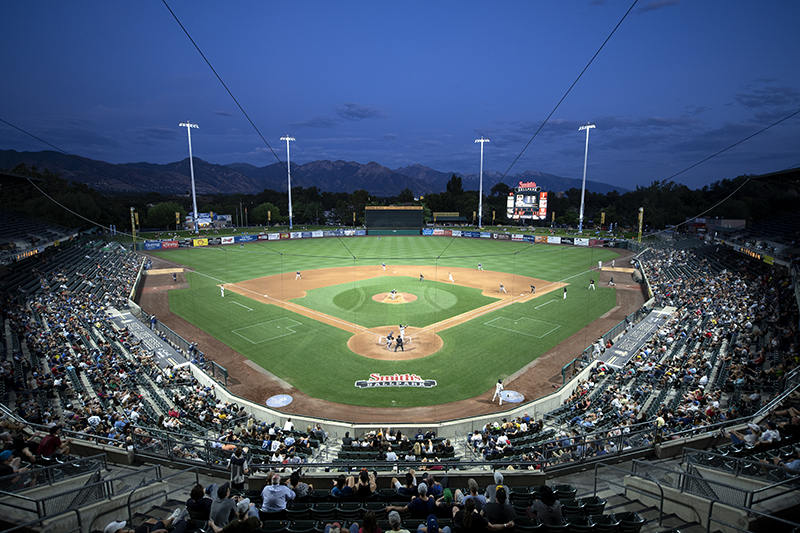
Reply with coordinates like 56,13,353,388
179,121,200,234
475,136,490,228
281,135,296,229
578,122,596,234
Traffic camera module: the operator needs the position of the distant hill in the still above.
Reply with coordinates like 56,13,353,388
0,149,627,196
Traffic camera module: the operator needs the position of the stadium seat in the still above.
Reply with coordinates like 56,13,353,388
614,511,645,533
578,496,606,515
590,514,619,533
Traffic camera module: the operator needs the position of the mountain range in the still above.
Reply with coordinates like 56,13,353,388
0,149,628,197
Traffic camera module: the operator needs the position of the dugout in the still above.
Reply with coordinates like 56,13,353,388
365,206,422,235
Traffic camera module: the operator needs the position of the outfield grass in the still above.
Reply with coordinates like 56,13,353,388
153,236,620,407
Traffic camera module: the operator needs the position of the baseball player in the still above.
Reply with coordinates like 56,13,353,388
220,285,225,297
492,379,504,405
391,289,397,300
478,262,483,271
172,273,177,283
611,259,615,268
295,271,302,280
240,242,244,249
530,284,535,294
598,260,602,270
399,324,407,340
382,262,386,271
419,273,424,282
589,279,596,290
448,272,454,283
386,332,394,350
499,283,507,294
563,287,567,299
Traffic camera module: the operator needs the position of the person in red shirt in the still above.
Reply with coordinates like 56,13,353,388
38,426,72,458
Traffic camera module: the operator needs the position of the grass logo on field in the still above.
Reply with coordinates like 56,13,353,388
355,373,437,388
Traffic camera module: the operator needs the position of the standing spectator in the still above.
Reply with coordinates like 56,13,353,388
228,446,249,491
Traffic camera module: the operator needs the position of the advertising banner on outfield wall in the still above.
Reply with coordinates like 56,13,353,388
356,229,367,236
451,230,462,237
280,233,290,240
512,234,524,241
267,233,280,240
162,240,179,249
257,234,269,241
143,241,162,250
301,232,312,238
290,232,302,239
523,235,536,243
208,237,221,246
239,235,258,243
589,239,601,247
575,238,589,246
493,233,511,241
344,229,356,236
480,232,492,239
462,231,479,238
547,236,561,244
561,237,574,245
422,228,433,235
312,230,324,238
222,237,235,245
192,238,209,247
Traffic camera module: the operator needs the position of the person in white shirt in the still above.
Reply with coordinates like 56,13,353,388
284,418,294,432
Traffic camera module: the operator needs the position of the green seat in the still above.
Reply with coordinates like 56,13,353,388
286,520,318,533
614,511,645,533
578,497,606,515
569,516,596,533
590,514,619,533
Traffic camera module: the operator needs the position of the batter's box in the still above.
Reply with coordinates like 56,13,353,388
232,318,303,344
484,316,561,338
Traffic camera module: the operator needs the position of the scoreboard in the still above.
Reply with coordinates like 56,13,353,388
507,181,548,220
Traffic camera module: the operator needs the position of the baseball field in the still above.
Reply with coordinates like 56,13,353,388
148,236,620,408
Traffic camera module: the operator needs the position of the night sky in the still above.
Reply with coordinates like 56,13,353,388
1,1,799,191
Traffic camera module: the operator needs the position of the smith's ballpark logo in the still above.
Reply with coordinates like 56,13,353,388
355,373,437,389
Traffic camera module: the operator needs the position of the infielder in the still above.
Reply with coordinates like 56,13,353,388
589,279,596,290
382,262,386,271
448,272,454,283
390,289,397,300
530,284,535,294
499,283,507,294
220,285,225,297
492,379,504,405
611,259,615,268
295,271,302,280
478,263,483,271
419,273,424,282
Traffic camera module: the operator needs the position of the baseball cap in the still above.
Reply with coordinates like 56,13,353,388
236,500,249,515
0,450,12,461
388,511,402,527
104,521,127,533
426,514,439,533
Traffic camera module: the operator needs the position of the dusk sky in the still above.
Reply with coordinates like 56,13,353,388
2,1,799,191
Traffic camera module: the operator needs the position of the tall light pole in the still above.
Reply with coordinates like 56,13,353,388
578,122,596,234
179,121,200,234
281,136,296,229
475,136,489,228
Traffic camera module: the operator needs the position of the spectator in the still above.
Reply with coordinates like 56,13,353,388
332,474,355,497
37,425,72,458
455,479,485,511
210,482,238,526
227,446,249,491
186,484,212,519
387,510,410,533
354,469,376,497
481,486,514,530
483,471,509,504
387,482,435,518
391,468,418,497
261,472,295,514
417,513,451,533
208,500,261,533
453,499,488,533
287,470,314,499
528,486,563,526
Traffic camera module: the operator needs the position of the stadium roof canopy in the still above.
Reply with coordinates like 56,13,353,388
0,170,44,185
752,167,800,190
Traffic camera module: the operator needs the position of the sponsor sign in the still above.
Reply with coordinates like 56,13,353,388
464,231,481,238
192,238,209,247
422,228,434,236
280,232,291,240
312,230,324,238
480,232,492,239
301,231,312,238
493,233,511,241
512,234,524,241
268,233,280,241
257,234,269,241
433,229,445,236
291,232,303,239
162,240,179,249
574,238,589,247
547,236,561,244
143,241,162,250
561,237,574,245
523,235,536,243
222,236,235,244
355,229,367,236
237,235,258,243
355,373,437,389
451,230,462,237
534,235,546,243
604,240,618,248
324,230,339,237
344,229,356,236
589,239,601,247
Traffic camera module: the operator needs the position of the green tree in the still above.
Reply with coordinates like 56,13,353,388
250,202,280,225
147,202,186,230
446,174,463,194
396,187,414,203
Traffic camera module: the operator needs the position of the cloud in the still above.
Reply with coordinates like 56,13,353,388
213,110,234,117
291,116,341,129
638,0,680,14
733,86,800,110
336,103,387,121
382,133,398,141
41,126,120,149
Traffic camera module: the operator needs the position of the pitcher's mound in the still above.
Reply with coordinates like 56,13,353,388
372,292,418,304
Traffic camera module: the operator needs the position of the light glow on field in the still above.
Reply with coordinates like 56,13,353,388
232,317,303,344
484,316,561,338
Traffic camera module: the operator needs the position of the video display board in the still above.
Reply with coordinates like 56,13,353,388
506,181,548,220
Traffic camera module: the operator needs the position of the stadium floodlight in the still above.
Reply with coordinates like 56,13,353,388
179,121,200,234
281,136,296,229
578,122,595,234
475,137,490,228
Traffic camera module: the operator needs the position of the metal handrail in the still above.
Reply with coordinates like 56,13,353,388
593,461,664,526
3,507,83,533
706,497,800,533
125,466,200,524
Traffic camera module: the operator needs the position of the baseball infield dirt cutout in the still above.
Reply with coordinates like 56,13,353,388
226,265,565,362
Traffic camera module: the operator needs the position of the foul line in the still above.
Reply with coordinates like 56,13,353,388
230,301,253,311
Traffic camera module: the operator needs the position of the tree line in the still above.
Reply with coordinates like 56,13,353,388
2,164,796,233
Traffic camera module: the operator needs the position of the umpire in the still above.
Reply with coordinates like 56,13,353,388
394,336,404,352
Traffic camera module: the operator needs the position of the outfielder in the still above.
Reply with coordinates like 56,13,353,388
563,287,567,299
478,263,483,271
530,284,535,294
492,379,504,405
382,262,386,271
589,279,596,290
